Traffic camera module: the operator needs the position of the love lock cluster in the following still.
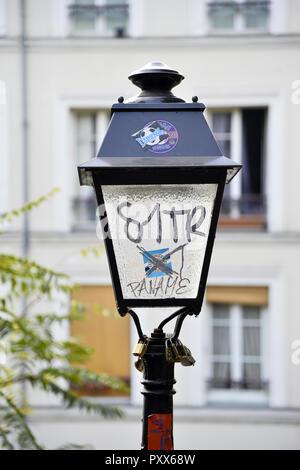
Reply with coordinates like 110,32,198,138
165,336,195,367
132,335,195,373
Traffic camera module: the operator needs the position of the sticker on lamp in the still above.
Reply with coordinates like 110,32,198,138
139,247,174,278
132,120,178,153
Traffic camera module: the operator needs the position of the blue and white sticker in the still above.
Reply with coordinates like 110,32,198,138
140,247,173,278
132,120,178,153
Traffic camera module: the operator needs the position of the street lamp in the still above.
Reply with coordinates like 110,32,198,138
78,62,241,450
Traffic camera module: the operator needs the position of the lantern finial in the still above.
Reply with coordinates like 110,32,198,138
127,61,185,104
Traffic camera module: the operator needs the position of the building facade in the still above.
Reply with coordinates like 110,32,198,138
1,0,300,449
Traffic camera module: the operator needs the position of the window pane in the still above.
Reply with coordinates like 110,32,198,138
243,306,260,320
105,0,128,35
243,363,262,389
213,304,230,320
211,304,230,386
210,301,266,394
73,111,98,228
244,4,269,30
212,112,231,134
77,112,97,163
242,306,262,389
243,326,260,356
243,306,261,356
212,362,231,388
71,0,97,32
209,5,235,30
241,107,266,216
213,326,230,355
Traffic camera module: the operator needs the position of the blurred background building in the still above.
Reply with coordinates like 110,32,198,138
1,0,300,449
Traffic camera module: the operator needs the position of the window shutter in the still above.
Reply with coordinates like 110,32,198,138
71,285,130,396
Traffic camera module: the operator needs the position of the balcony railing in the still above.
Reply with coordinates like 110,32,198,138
208,377,269,390
219,194,266,228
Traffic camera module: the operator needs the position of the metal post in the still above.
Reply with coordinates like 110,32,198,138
20,0,29,259
19,1,29,449
141,329,176,451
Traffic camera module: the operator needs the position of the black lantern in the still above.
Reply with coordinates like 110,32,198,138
78,62,241,318
78,62,241,451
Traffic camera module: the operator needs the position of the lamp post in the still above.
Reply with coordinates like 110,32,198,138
78,62,241,450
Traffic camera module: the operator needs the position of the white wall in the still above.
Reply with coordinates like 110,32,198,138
29,407,300,450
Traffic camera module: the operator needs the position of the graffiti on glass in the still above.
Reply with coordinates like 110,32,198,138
116,201,207,297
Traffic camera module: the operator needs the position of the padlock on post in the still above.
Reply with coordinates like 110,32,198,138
134,357,144,373
132,336,148,358
169,338,182,363
179,345,196,367
165,338,175,363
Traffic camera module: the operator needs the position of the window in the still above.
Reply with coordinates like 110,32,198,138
72,109,110,231
208,107,266,228
69,0,129,37
71,285,130,397
206,286,269,405
207,0,270,33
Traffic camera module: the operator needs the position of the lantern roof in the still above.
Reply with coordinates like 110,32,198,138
78,62,241,186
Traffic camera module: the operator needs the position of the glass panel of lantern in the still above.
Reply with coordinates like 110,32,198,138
101,183,218,301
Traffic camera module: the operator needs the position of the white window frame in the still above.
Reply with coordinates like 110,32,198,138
203,92,284,233
206,108,243,219
206,0,271,35
188,0,207,37
269,0,287,35
131,274,287,409
71,109,110,231
189,0,286,36
52,0,71,37
52,0,142,39
70,1,109,37
207,302,269,405
52,0,133,38
129,0,145,38
201,273,287,409
52,94,113,232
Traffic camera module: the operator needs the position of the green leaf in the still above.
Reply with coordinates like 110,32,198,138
0,187,61,227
